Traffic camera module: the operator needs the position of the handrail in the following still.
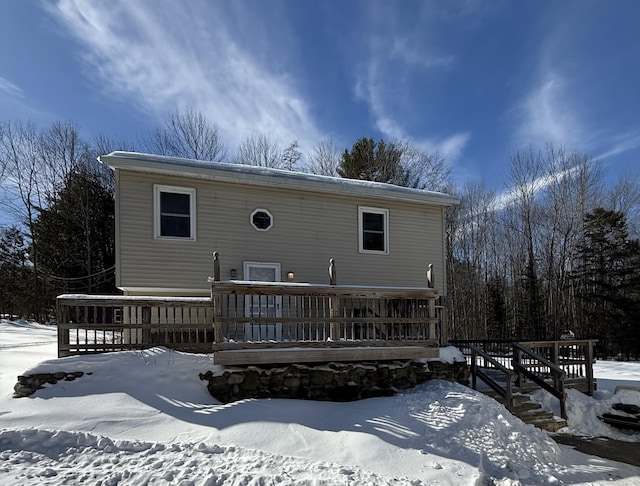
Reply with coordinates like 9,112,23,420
469,345,517,413
513,342,567,419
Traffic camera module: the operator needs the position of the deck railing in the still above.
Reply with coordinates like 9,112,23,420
450,338,597,417
519,340,596,396
209,280,440,351
56,295,213,357
56,256,442,360
56,283,441,358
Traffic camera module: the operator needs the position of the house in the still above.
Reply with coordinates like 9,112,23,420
98,151,458,296
57,151,459,365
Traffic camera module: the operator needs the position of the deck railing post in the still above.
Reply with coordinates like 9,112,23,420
505,374,513,413
213,251,221,282
328,259,339,340
56,299,70,358
471,347,478,390
211,252,223,344
426,263,434,288
513,344,523,389
586,340,595,396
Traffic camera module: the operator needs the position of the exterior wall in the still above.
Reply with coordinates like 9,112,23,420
116,170,447,296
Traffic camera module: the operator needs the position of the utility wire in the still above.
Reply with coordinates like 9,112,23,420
36,265,115,282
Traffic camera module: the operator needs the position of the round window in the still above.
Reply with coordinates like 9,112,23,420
250,208,273,231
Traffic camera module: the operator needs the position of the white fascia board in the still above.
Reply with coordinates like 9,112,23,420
99,151,460,207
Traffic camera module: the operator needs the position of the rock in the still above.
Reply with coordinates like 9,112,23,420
202,360,469,404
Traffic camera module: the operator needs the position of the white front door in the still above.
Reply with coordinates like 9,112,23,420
244,262,282,341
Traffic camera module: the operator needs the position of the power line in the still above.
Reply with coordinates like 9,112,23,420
37,265,115,283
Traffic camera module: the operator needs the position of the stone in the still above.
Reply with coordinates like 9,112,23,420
283,377,301,389
309,370,333,386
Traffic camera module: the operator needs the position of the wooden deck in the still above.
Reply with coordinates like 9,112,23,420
56,261,443,364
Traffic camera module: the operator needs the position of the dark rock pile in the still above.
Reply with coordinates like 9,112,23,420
14,371,86,397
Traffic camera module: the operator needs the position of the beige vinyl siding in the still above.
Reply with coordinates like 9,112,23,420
116,171,447,295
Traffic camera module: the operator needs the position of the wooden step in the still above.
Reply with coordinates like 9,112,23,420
512,401,542,414
518,410,554,423
485,391,531,404
528,418,568,433
482,389,567,432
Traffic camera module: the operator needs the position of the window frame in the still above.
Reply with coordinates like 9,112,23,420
153,184,196,240
250,208,274,232
358,206,389,254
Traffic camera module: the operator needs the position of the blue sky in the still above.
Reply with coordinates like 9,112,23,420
1,0,638,190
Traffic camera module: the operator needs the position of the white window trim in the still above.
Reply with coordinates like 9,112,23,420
153,184,196,240
358,206,389,254
250,208,274,232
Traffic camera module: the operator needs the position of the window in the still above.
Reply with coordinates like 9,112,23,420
358,206,389,254
251,208,273,231
154,185,196,240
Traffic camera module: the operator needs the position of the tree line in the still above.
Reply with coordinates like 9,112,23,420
446,146,640,358
1,111,638,357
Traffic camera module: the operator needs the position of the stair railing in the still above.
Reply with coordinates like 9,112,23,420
469,345,517,413
513,342,567,419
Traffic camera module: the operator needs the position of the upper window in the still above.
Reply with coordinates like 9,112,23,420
251,208,273,232
154,185,196,240
358,206,389,254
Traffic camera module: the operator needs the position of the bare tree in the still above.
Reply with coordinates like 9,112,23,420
282,140,302,171
0,120,44,228
0,120,48,319
146,108,228,161
608,172,640,240
395,140,451,192
39,121,94,200
446,181,498,339
236,132,282,168
92,134,139,193
307,139,341,176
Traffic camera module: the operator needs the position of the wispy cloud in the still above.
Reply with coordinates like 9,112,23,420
592,130,640,161
355,58,471,162
513,72,583,148
45,0,323,155
509,4,640,165
0,76,25,99
353,8,469,162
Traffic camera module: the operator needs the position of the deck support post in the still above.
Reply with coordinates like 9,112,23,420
328,259,339,340
212,252,223,344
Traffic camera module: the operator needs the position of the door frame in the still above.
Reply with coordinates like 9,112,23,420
243,261,282,341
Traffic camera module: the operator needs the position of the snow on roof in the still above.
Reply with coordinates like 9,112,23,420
98,151,460,207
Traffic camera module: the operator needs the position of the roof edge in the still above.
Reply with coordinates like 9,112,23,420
99,151,460,206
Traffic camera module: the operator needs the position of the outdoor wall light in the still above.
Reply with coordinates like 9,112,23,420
287,271,295,280
230,268,237,279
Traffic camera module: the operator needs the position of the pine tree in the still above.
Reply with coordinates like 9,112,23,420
572,208,640,357
32,168,115,295
337,138,408,186
0,227,31,318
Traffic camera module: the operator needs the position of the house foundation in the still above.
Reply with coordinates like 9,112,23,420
199,360,470,403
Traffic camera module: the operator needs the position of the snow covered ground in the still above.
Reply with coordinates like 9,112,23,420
1,319,639,485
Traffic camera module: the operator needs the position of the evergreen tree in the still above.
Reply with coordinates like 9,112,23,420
337,138,409,186
32,168,115,295
0,227,31,318
572,208,640,357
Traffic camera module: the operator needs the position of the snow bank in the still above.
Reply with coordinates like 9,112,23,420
0,428,411,486
2,320,640,485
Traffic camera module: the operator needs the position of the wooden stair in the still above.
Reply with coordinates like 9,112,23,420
485,391,568,432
